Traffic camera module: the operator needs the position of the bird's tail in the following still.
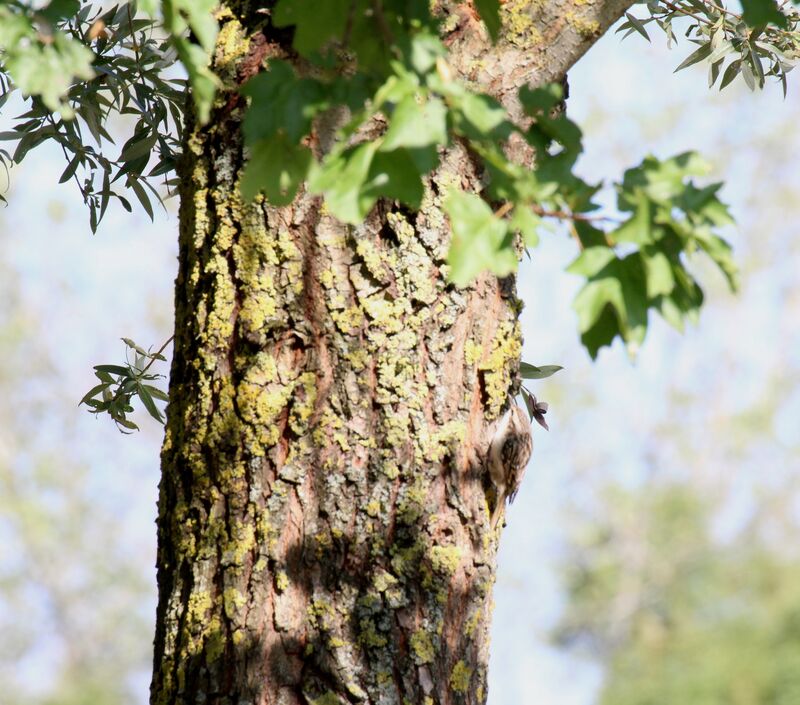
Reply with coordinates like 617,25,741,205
490,499,505,530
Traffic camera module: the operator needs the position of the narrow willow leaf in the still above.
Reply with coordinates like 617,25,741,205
674,42,713,72
79,382,111,406
719,60,742,89
94,364,131,376
58,154,81,183
137,382,164,423
519,363,564,380
143,384,170,402
129,177,154,220
625,13,651,41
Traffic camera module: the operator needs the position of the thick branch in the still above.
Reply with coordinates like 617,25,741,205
443,0,637,117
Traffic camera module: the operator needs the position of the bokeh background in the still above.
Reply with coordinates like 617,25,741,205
1,14,799,705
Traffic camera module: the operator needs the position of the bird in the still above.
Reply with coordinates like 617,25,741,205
488,396,549,529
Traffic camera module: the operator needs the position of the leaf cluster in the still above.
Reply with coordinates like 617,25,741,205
236,1,742,357
568,152,737,357
619,0,800,94
0,0,185,227
79,337,169,432
5,0,796,365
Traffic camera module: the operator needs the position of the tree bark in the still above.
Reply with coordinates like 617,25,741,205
150,2,634,704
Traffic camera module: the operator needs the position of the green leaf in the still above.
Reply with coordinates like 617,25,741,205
58,154,81,184
619,152,710,207
655,294,685,332
741,60,756,91
142,384,170,402
508,206,542,248
740,0,787,28
272,0,350,56
571,253,650,357
535,115,583,154
363,149,424,208
574,275,623,334
116,417,139,432
580,303,622,359
473,0,501,40
444,190,516,286
168,0,217,51
453,92,512,141
308,141,380,223
129,178,154,220
567,247,616,278
95,369,115,384
519,83,564,115
120,130,158,163
406,31,446,74
519,363,564,380
175,41,220,124
241,133,313,206
0,18,95,117
692,230,739,291
719,60,742,89
381,95,448,152
612,192,653,244
137,382,164,423
79,382,111,406
626,13,650,41
160,0,220,123
38,0,80,23
674,42,713,73
94,364,132,376
242,61,329,143
138,0,159,16
642,249,675,298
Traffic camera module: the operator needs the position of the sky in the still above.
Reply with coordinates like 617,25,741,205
490,20,800,705
1,11,799,705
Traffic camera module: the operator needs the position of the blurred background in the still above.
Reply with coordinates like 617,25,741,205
1,14,799,705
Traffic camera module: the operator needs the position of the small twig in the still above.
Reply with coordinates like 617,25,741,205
139,334,175,376
530,204,619,224
493,202,514,219
700,0,737,18
660,0,715,27
371,0,395,49
568,223,584,251
46,113,88,201
660,0,796,39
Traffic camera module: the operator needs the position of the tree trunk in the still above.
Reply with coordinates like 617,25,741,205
150,2,634,704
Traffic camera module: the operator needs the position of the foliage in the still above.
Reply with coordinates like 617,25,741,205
0,0,185,228
618,0,800,94
237,2,748,358
2,0,799,419
139,0,219,122
79,336,170,431
556,483,800,705
518,362,562,422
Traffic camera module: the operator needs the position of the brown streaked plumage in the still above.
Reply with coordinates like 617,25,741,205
489,398,548,529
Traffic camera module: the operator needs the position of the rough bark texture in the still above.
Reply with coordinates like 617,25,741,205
150,2,634,704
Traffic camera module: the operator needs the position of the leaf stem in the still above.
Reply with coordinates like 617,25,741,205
140,334,175,376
